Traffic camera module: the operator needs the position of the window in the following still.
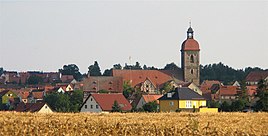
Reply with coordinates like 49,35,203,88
45,106,47,109
170,101,174,106
201,101,206,106
186,101,192,108
96,105,99,109
85,105,87,109
190,55,194,63
167,93,172,98
90,98,93,101
90,105,93,109
190,69,194,74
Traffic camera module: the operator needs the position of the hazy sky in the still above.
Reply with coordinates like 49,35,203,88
1,0,267,73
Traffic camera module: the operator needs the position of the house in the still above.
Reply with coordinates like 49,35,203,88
246,71,268,85
200,80,222,101
15,102,53,113
158,87,206,112
112,69,183,94
28,89,45,103
216,86,239,102
0,90,20,108
80,93,132,112
136,94,163,110
17,90,30,103
56,83,74,92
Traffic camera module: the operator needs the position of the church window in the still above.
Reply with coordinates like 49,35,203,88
190,55,194,63
190,69,194,74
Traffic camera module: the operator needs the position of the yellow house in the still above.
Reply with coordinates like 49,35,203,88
158,87,206,112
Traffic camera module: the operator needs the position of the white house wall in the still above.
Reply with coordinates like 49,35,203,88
80,96,102,112
38,104,53,113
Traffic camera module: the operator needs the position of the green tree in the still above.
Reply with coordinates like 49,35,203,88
45,93,71,112
160,82,173,94
255,79,268,111
220,101,231,112
88,61,102,76
59,64,82,81
103,69,112,76
123,81,134,99
142,101,158,112
111,100,121,112
231,99,245,111
70,90,83,112
163,63,180,70
208,100,220,108
27,75,43,85
0,67,3,76
113,64,122,70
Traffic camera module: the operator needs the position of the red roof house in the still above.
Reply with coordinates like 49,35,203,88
80,93,132,112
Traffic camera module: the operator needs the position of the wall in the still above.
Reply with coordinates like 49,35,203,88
80,96,102,112
199,107,218,113
38,104,53,113
159,100,179,112
179,100,206,109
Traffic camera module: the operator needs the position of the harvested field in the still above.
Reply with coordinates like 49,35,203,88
0,112,267,135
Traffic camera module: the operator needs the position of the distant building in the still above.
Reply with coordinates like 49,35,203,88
136,94,162,110
80,93,132,112
246,71,268,85
15,102,53,113
158,87,206,112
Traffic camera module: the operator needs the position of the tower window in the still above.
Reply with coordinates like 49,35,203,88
191,69,194,74
190,55,194,63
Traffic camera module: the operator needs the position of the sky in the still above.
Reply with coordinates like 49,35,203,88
0,0,267,73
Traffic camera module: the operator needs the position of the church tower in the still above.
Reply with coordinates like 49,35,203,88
181,23,200,85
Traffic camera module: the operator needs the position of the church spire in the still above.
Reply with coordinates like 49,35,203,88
187,19,194,39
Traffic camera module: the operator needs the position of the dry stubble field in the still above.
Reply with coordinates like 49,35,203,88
0,112,267,136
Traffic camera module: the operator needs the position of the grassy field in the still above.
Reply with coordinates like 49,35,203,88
0,112,267,136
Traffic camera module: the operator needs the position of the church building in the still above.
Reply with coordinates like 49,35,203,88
181,25,200,86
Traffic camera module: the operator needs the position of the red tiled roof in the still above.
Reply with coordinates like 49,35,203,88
219,86,238,96
112,70,183,88
90,93,132,111
200,80,222,93
15,102,48,112
82,77,123,93
142,94,162,104
181,39,200,51
31,91,44,99
246,71,268,82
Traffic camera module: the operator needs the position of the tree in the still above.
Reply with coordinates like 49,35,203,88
123,81,134,99
59,64,82,81
231,99,245,111
111,100,121,112
88,61,102,76
45,92,71,112
220,101,231,112
70,90,83,112
208,100,220,108
0,67,3,76
255,79,268,111
113,64,122,70
103,69,112,76
160,82,173,94
142,101,158,112
163,63,180,70
27,75,43,85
